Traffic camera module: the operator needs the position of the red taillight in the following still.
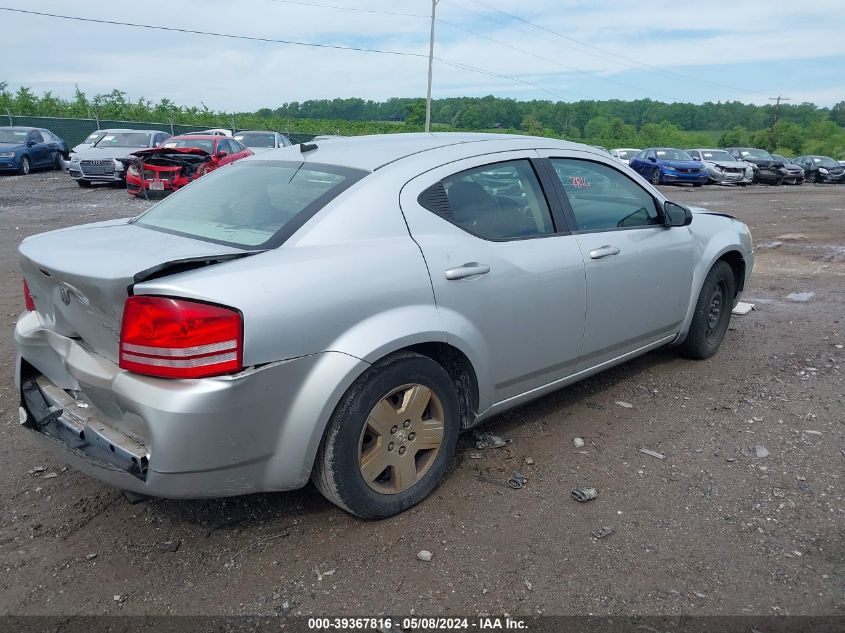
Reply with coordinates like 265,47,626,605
119,296,243,379
23,279,35,311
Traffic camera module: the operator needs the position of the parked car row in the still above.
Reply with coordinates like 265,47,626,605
0,125,295,196
615,145,845,187
65,127,292,194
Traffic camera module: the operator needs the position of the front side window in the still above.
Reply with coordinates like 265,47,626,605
28,131,44,143
550,159,661,232
419,160,555,240
134,161,366,248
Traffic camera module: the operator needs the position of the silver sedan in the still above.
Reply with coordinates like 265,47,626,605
15,133,753,518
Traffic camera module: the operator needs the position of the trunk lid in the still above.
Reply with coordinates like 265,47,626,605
20,219,246,363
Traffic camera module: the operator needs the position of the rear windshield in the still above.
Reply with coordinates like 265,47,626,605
163,138,215,153
133,161,367,248
234,132,276,148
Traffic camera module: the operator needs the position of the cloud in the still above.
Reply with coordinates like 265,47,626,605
2,0,844,109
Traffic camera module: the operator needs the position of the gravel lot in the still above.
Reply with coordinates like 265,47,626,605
0,171,842,617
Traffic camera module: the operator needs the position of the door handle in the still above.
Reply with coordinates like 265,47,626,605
444,263,491,280
589,245,621,260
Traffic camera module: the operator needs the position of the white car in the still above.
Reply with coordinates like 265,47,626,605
610,148,641,165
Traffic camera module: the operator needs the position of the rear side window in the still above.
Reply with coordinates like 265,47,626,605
418,160,555,240
550,159,660,232
134,161,366,248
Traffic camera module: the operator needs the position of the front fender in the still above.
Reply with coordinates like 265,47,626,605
674,222,753,345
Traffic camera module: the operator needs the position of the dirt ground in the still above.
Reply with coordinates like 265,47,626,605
0,171,842,618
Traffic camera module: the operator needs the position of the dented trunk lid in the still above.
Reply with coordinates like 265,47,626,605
19,219,246,363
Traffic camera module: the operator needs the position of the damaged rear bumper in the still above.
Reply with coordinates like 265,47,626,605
15,311,368,498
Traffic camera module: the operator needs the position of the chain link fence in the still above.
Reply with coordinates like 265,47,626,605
3,113,318,146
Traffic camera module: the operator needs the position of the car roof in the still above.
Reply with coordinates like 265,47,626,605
259,132,587,171
2,126,37,132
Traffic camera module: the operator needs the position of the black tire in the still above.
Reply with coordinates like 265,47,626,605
775,174,783,186
18,155,30,175
679,260,736,360
76,179,92,188
53,152,63,170
650,169,661,185
312,352,461,519
693,182,703,188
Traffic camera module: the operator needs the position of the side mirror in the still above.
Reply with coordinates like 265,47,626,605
692,156,701,161
663,201,693,227
215,151,228,159
27,140,37,147
648,156,657,162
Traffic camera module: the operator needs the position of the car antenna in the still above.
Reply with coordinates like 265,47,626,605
300,142,318,153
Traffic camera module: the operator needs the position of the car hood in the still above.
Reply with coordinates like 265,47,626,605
72,146,151,160
0,142,25,152
659,159,702,169
246,146,276,154
687,206,737,220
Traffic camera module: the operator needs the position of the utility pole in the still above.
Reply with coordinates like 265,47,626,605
425,0,439,133
768,95,790,151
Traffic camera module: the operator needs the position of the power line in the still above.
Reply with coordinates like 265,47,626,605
0,6,581,102
447,0,749,96
264,0,426,19
436,17,661,100
0,7,427,57
435,57,577,101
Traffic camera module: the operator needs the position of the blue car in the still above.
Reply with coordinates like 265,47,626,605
629,148,708,187
0,126,69,175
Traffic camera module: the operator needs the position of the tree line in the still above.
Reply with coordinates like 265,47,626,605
3,83,844,158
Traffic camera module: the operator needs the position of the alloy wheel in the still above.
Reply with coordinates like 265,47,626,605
358,383,445,495
705,281,726,344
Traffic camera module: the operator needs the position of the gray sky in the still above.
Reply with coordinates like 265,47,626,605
3,0,845,110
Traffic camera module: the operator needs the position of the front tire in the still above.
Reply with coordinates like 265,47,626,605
76,179,92,188
680,261,736,360
18,155,30,175
312,352,461,519
650,169,661,185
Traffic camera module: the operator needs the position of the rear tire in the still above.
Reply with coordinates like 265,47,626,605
680,260,736,360
312,352,461,519
53,152,63,170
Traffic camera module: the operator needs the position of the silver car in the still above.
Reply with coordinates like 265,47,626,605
16,133,753,518
233,130,292,154
687,149,754,186
68,129,171,186
610,148,641,165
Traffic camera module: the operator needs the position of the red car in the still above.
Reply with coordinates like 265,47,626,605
125,134,253,196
